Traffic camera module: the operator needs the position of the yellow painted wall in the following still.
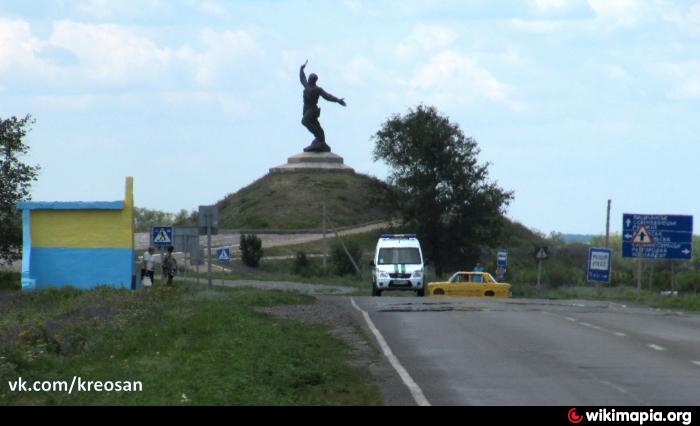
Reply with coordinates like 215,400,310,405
31,177,135,249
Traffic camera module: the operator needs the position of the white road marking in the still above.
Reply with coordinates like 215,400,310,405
350,297,431,407
692,361,700,367
647,344,666,352
559,315,627,338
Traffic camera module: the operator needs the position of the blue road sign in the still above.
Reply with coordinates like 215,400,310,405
587,247,612,283
216,247,231,262
497,249,508,267
152,226,173,247
622,214,693,259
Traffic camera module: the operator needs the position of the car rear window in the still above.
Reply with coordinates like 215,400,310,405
377,247,422,265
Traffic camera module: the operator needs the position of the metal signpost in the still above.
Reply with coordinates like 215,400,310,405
152,226,173,247
496,249,508,282
622,214,693,292
534,247,549,290
587,247,612,284
152,226,173,281
216,247,231,285
173,226,199,280
198,206,219,288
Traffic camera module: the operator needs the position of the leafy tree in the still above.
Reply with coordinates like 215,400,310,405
134,208,175,232
1,115,40,265
372,105,513,275
240,234,263,268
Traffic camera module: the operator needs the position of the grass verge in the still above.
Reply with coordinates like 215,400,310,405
512,284,700,311
0,282,381,405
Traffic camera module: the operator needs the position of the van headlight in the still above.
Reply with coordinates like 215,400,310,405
379,272,389,278
412,270,423,278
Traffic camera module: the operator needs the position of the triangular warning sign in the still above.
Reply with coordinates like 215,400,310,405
154,229,171,243
536,248,548,259
631,225,654,245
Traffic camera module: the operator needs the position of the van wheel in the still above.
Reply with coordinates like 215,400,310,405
416,288,425,297
484,290,495,297
372,286,382,297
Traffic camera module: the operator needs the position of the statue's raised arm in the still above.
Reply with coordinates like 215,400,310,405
299,60,308,88
299,60,347,153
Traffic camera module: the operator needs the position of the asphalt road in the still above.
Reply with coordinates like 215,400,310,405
351,296,700,406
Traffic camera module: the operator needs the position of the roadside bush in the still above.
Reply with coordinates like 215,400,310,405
330,240,362,276
293,251,312,277
0,271,20,291
240,234,263,268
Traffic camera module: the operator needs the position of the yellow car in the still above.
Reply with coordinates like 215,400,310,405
428,271,511,298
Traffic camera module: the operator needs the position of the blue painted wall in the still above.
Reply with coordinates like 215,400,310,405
30,248,135,289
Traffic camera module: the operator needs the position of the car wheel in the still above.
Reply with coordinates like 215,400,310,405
417,288,425,297
484,290,495,297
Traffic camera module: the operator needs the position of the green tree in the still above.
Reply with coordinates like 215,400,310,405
240,234,263,268
372,105,513,275
1,115,40,265
133,208,175,232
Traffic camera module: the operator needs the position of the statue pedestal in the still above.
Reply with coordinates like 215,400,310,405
269,152,355,174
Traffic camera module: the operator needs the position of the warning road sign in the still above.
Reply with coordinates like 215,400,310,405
631,225,654,245
152,226,173,247
216,247,231,263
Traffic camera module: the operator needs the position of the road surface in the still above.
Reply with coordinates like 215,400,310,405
350,296,700,405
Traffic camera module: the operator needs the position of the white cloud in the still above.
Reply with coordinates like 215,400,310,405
663,61,700,100
49,20,172,86
176,28,263,87
76,0,168,20
406,51,520,110
395,25,458,59
509,18,564,33
586,0,644,27
0,19,44,72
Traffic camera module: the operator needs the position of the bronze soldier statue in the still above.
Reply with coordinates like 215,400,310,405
299,60,346,153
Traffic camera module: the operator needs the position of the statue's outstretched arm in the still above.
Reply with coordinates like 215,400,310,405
300,61,308,88
320,89,346,106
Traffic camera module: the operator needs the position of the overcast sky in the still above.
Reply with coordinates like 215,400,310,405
1,0,698,235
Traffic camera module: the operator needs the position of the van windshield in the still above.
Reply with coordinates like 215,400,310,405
377,247,422,265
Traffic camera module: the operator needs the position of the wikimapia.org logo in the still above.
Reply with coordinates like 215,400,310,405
568,408,693,425
569,408,584,424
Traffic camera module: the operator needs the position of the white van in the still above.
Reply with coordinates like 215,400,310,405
371,234,425,297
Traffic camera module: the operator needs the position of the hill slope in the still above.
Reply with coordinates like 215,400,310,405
215,171,394,230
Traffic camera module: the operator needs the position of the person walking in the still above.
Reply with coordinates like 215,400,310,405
142,246,156,287
162,245,178,287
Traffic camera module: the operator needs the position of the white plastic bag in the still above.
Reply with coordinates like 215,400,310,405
142,276,152,288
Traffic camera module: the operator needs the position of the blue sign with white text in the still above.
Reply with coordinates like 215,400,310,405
587,247,612,283
622,214,693,259
497,249,508,267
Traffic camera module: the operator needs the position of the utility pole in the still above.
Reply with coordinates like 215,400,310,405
322,203,327,272
207,210,212,288
605,199,611,248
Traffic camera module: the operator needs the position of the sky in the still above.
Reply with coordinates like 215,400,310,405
1,0,698,235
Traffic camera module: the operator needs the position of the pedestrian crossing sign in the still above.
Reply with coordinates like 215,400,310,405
217,247,232,262
152,226,173,247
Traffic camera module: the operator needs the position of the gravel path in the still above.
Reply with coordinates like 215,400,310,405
135,221,391,250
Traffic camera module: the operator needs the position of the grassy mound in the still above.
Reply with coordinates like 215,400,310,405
215,171,394,229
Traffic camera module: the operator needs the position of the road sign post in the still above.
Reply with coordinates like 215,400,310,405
622,214,693,294
216,247,231,286
587,247,612,284
534,247,549,290
199,206,218,288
